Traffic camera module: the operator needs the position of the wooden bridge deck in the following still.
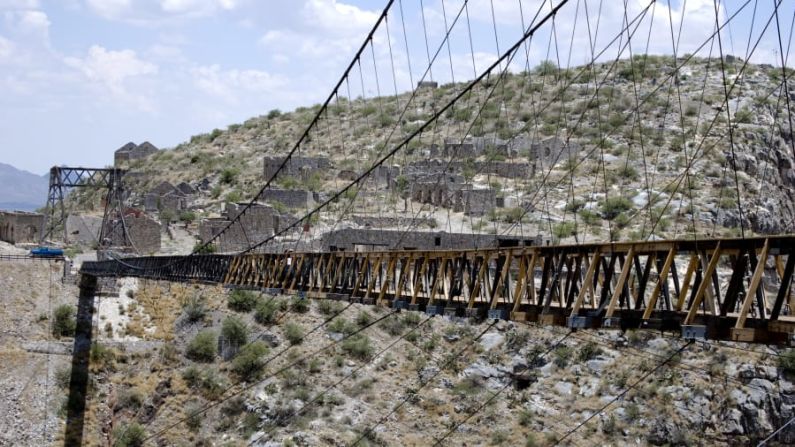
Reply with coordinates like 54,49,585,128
80,235,795,344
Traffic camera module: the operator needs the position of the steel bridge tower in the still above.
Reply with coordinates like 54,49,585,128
41,166,133,251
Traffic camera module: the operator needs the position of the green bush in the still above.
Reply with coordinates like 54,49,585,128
115,388,143,411
254,299,280,325
232,341,269,380
179,211,197,223
221,316,248,349
779,349,795,375
356,311,373,328
182,365,202,388
284,323,304,345
342,334,374,360
553,345,573,368
577,341,603,362
228,289,259,312
379,315,405,336
182,294,206,322
113,423,146,447
290,297,309,313
185,402,203,432
600,196,633,220
220,168,239,184
317,300,343,316
53,304,76,337
186,330,217,362
328,318,357,336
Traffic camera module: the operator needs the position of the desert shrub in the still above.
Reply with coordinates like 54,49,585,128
53,304,76,337
220,168,238,184
577,341,603,362
227,289,259,312
113,423,146,447
254,299,279,325
232,341,269,380
186,330,217,362
182,365,202,388
379,315,405,336
355,311,373,328
185,402,203,432
780,349,795,375
553,345,573,368
115,388,143,411
221,316,248,350
600,196,633,219
342,334,374,360
290,297,309,313
284,323,304,345
317,300,343,316
182,294,206,322
90,343,116,371
328,317,357,336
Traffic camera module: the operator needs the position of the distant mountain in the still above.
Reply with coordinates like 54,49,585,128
0,163,47,212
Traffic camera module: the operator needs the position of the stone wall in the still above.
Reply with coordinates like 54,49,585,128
457,188,497,216
104,213,161,254
65,215,102,245
263,155,331,180
199,203,279,253
320,228,540,251
350,215,437,229
260,189,314,209
0,211,44,244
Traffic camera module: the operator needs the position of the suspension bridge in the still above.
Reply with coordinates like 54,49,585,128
57,0,795,444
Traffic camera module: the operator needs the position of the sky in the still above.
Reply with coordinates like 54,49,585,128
0,0,791,175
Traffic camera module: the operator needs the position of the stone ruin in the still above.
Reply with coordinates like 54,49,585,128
263,155,331,180
114,141,159,166
143,181,193,215
349,215,437,229
321,228,541,251
102,208,162,254
260,189,315,209
198,202,281,253
65,215,103,246
0,210,44,244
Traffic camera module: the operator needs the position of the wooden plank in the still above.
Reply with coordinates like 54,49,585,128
642,248,675,319
606,246,635,318
735,239,770,328
684,244,723,325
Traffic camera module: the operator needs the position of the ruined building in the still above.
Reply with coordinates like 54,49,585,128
143,181,191,214
0,211,44,244
114,141,159,166
263,155,331,180
199,202,280,253
101,209,161,254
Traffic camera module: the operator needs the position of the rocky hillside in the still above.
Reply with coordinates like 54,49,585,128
6,270,794,446
81,55,795,246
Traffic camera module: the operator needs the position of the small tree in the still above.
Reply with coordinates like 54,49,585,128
179,211,196,224
186,330,217,362
53,304,76,337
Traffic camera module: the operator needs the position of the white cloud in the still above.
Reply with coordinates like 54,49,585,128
302,0,378,37
64,45,158,111
191,64,287,103
85,0,130,19
0,35,13,60
0,0,39,10
86,0,241,22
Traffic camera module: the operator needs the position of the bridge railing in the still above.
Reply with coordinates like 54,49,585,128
80,236,795,343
